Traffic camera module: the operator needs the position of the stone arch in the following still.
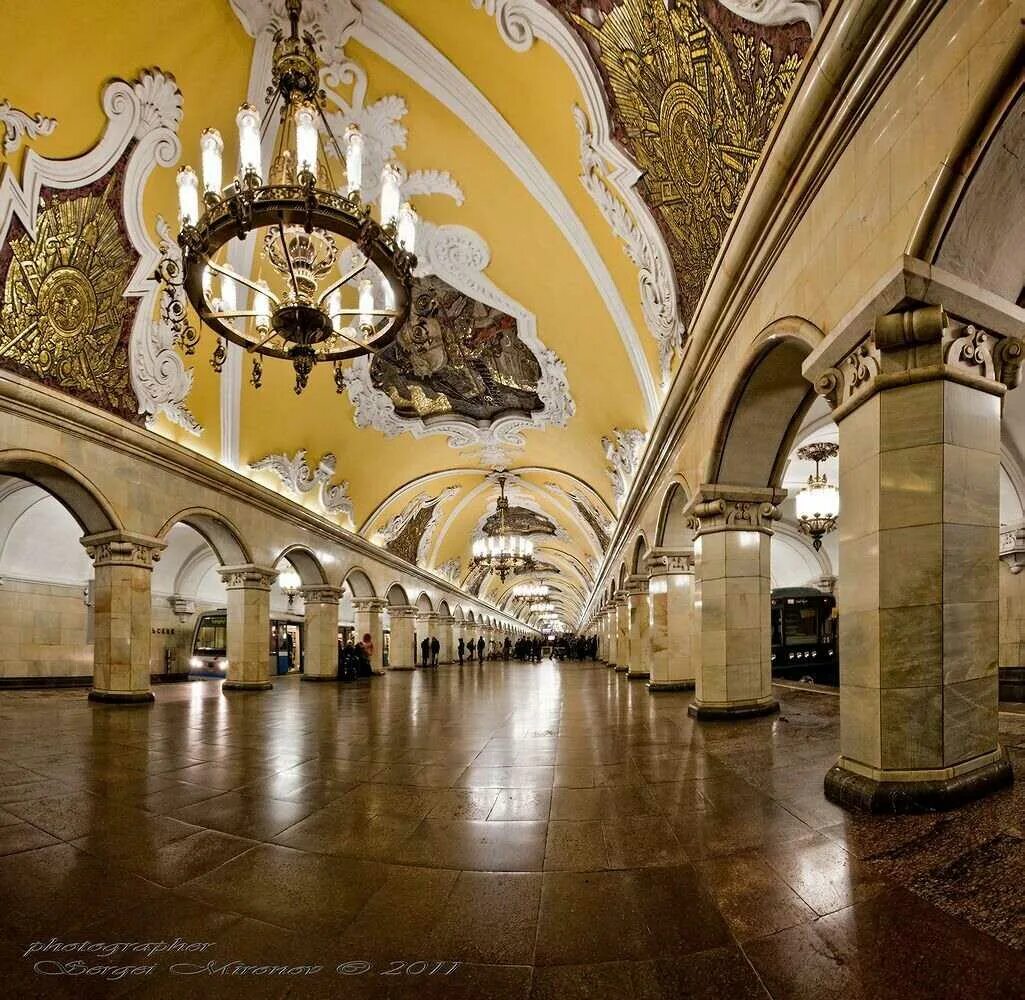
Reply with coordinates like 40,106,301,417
438,599,451,616
453,605,465,621
467,610,476,624
911,45,1025,294
617,562,627,589
343,567,377,598
705,318,825,489
273,544,329,586
415,592,434,613
630,533,648,575
0,449,121,535
156,507,251,566
386,582,411,607
655,479,694,549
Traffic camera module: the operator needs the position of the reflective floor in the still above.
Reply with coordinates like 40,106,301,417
1,661,1025,998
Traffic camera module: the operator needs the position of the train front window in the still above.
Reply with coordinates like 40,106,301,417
783,604,819,647
195,616,226,653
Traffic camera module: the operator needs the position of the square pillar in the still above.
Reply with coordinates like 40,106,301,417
689,486,783,720
300,586,343,682
648,549,698,691
82,532,166,704
438,615,456,663
354,598,387,674
388,606,418,670
219,565,277,691
808,294,1023,811
614,591,630,673
627,575,651,680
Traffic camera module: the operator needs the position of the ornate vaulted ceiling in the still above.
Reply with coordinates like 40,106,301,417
0,0,821,624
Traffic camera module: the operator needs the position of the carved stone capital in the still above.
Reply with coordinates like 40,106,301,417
353,597,388,613
218,564,278,591
626,573,649,596
82,531,166,569
689,486,784,536
647,547,695,575
1000,523,1025,575
389,605,419,620
299,585,344,605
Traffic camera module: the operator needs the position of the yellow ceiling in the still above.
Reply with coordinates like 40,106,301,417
0,0,669,624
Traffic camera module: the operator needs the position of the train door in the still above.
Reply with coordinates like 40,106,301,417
270,620,303,674
382,628,390,669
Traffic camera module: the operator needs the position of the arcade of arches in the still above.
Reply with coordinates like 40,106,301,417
1,1,1025,997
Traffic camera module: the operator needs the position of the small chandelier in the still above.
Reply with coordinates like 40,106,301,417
278,566,302,608
173,0,415,393
513,581,550,602
795,441,839,551
471,474,535,582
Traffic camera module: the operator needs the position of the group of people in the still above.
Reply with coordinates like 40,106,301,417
338,633,375,681
456,635,493,665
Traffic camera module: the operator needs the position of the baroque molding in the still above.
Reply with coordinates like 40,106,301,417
436,557,462,583
0,70,199,434
249,450,355,522
573,105,683,380
0,100,57,153
714,0,823,32
690,486,785,535
377,485,461,565
545,480,614,551
343,221,574,458
602,428,646,513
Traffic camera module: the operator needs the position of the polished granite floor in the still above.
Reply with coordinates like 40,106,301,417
2,662,1025,998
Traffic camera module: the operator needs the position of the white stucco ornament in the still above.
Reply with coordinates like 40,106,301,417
249,449,354,521
711,0,822,31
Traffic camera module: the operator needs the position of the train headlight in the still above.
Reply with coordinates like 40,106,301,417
216,658,228,672
189,657,202,669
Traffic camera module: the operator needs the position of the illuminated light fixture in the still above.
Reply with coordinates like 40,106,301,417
795,441,840,551
471,474,535,583
514,581,550,603
171,0,416,394
278,566,302,608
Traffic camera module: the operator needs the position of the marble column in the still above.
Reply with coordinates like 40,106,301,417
689,486,783,720
807,290,1024,811
614,591,631,673
388,605,418,670
648,548,698,691
219,564,277,691
438,615,456,663
300,586,343,682
999,525,1025,700
82,531,166,703
627,574,651,680
353,597,387,674
606,603,619,667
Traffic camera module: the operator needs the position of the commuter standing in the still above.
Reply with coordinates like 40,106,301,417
430,635,440,667
477,635,486,662
458,637,465,665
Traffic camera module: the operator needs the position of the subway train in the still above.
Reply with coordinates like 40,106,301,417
188,610,304,678
770,588,838,685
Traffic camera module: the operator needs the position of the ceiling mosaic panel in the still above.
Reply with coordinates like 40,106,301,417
484,504,557,538
556,0,815,325
0,164,140,421
369,274,544,423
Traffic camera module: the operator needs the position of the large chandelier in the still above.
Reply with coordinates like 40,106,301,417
513,581,550,602
795,441,839,550
471,475,535,582
173,0,415,393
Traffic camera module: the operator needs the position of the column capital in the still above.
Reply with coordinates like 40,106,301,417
437,614,456,625
299,585,344,604
1000,522,1025,574
805,261,1025,421
353,597,388,612
218,564,278,590
614,590,630,606
82,531,166,568
647,547,695,575
626,573,649,596
389,604,419,619
689,485,784,535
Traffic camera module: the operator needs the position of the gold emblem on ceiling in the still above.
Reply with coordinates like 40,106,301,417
573,0,800,322
0,179,138,418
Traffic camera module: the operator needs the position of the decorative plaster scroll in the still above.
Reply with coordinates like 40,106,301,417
0,100,56,153
0,69,199,434
343,221,574,457
574,105,683,380
229,0,361,64
714,0,823,32
249,449,354,521
602,428,646,512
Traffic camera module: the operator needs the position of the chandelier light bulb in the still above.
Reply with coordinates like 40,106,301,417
380,163,402,228
344,123,363,197
219,273,237,312
358,278,375,330
254,281,272,332
294,102,319,176
236,103,262,181
200,128,223,196
176,166,199,227
326,288,342,333
397,202,418,252
201,265,213,299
